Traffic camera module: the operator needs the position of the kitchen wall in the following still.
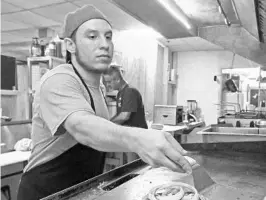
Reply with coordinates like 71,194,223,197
173,51,262,125
113,30,164,120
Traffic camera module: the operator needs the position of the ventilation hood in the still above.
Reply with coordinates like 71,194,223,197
108,0,266,68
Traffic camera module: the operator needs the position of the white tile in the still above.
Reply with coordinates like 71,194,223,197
2,11,60,27
1,19,31,31
33,2,79,23
4,28,38,38
1,32,29,44
3,0,65,9
1,1,23,13
73,0,146,30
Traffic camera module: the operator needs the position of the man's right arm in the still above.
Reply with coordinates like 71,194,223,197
64,111,133,152
64,111,192,174
40,73,192,174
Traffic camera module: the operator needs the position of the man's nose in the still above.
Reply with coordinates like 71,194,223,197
99,36,110,50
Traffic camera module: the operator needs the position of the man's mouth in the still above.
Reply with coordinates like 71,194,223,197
97,55,110,58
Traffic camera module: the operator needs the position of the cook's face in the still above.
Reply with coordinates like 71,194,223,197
103,75,112,90
109,75,120,90
74,19,114,73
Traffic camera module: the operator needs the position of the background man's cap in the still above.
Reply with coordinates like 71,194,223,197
61,4,110,39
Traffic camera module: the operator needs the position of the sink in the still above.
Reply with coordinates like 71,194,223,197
197,125,266,143
206,127,259,134
201,125,266,135
259,128,266,134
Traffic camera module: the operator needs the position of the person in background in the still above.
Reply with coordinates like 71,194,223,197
105,65,148,162
17,5,191,200
106,65,148,129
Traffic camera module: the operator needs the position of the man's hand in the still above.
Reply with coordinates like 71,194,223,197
130,129,192,174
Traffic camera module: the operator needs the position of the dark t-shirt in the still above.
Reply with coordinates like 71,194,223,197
116,84,148,129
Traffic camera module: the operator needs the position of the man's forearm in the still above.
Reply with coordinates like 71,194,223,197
111,112,130,124
65,112,137,152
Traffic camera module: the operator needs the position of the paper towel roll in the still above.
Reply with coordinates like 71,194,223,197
170,69,176,82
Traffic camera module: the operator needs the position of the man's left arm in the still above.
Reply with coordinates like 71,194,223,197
111,88,138,124
111,112,131,124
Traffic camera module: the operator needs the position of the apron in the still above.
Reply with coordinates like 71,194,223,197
17,65,106,200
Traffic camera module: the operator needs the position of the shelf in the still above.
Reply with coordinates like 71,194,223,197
1,90,19,96
27,56,65,63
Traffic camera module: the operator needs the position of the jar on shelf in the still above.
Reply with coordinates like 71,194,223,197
54,35,63,58
40,40,46,56
30,37,41,57
48,41,56,57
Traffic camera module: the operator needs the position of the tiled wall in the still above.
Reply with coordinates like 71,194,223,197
113,31,160,121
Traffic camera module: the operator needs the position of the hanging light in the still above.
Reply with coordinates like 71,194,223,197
217,0,231,27
218,6,222,14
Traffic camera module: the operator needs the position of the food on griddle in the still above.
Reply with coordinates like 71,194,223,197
147,182,199,200
154,186,184,200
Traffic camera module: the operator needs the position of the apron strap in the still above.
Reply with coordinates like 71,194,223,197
72,65,96,112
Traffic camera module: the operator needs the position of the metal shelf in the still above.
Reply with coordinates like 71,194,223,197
27,56,65,69
27,56,65,118
27,56,64,62
1,90,19,96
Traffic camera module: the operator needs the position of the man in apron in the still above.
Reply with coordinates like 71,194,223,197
17,5,191,200
106,65,148,162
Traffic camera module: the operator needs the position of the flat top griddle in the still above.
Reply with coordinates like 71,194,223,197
42,151,266,200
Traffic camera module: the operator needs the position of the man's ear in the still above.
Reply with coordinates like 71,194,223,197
64,38,76,54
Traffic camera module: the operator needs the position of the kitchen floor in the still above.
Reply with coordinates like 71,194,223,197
191,151,266,196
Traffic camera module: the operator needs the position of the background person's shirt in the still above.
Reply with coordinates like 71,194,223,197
24,64,109,172
116,84,148,129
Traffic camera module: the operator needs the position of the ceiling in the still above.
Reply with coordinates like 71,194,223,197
1,0,148,60
1,0,266,66
110,0,266,67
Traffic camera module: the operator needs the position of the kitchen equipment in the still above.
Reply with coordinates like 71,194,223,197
187,100,197,114
30,37,41,57
154,105,184,125
187,100,198,122
48,41,56,57
255,119,266,128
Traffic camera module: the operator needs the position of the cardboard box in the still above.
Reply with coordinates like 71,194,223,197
154,105,183,125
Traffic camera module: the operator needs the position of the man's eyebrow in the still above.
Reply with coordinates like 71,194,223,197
105,30,112,35
84,29,113,34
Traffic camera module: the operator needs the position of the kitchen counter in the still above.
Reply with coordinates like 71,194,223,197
1,151,30,200
0,151,31,167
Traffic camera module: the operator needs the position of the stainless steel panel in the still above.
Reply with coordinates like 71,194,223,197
199,25,266,68
232,0,259,39
108,0,197,38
